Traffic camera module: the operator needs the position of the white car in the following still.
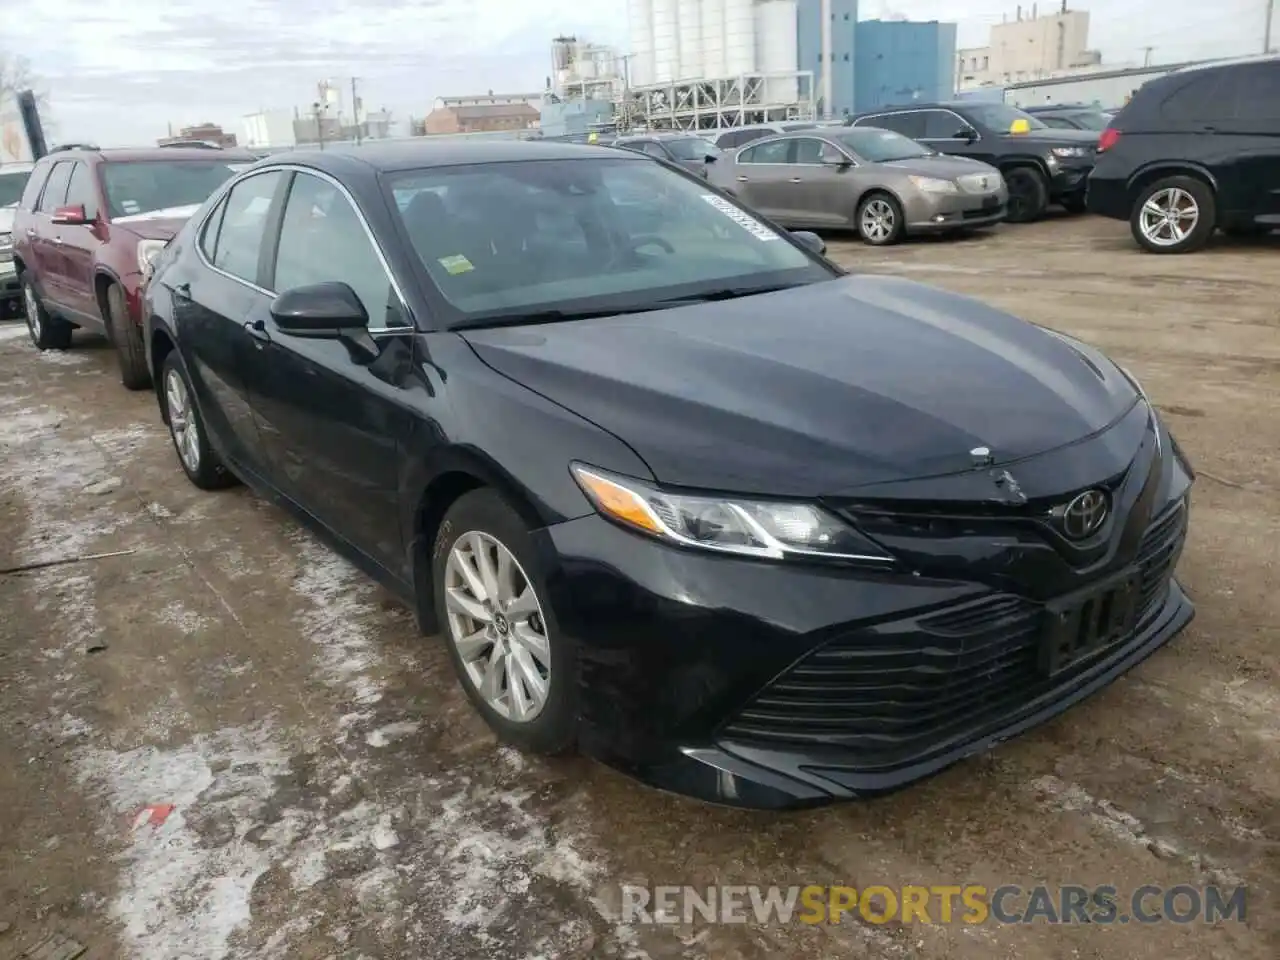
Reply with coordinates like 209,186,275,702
0,162,35,316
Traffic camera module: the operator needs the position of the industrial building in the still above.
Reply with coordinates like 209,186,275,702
1001,61,1200,109
957,3,1102,89
158,122,237,147
855,19,957,113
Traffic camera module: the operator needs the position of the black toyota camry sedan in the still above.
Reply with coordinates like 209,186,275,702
142,140,1194,809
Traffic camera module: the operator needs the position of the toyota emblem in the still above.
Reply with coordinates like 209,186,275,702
1060,489,1109,540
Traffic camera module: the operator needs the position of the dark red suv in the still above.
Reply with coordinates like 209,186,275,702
11,144,254,387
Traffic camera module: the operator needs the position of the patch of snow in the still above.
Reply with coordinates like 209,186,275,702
147,502,175,519
371,812,399,850
0,321,31,342
74,725,291,960
157,601,213,636
290,536,384,705
365,720,420,747
37,348,87,365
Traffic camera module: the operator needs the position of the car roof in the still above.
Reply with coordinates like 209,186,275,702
39,146,256,163
259,138,643,174
617,132,710,142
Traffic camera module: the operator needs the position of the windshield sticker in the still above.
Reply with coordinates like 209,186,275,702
700,194,779,241
121,200,140,214
438,254,474,275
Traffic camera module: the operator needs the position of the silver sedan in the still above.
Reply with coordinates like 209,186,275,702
707,128,1008,245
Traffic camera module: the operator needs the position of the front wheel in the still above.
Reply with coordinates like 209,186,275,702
1130,176,1216,254
432,489,577,755
105,283,151,390
1003,167,1049,223
856,192,905,245
1060,194,1088,214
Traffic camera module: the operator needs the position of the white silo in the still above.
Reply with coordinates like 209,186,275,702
723,0,757,77
628,1,656,87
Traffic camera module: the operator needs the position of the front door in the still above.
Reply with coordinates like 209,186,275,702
30,160,73,305
730,138,797,220
175,169,286,471
243,170,414,577
58,161,103,320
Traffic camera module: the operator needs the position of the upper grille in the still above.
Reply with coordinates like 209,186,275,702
719,499,1188,771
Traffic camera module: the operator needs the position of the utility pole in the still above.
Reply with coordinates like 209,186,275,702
1266,0,1275,53
1141,46,1155,67
351,76,362,146
312,102,325,150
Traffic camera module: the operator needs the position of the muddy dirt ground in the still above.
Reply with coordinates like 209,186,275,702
0,215,1276,960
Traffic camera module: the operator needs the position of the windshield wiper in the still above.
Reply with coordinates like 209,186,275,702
456,304,667,329
654,283,805,305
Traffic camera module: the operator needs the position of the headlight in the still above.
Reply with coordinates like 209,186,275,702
137,238,167,274
570,464,893,563
1051,146,1089,158
907,176,959,194
0,232,13,259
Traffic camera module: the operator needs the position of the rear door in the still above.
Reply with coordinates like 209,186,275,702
178,169,285,471
245,169,415,576
59,161,103,320
30,160,73,304
1215,61,1280,224
786,137,853,226
730,138,795,218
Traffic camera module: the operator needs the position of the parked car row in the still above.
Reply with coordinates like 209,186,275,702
125,138,1195,808
1,160,35,318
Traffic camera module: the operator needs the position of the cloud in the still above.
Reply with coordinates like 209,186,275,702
1,0,1267,147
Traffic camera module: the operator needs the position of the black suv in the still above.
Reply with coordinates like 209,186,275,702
1087,55,1280,254
846,101,1098,222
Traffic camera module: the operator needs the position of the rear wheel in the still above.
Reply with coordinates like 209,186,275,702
105,282,151,390
22,276,73,350
856,192,905,245
1003,167,1049,223
161,352,236,490
1130,175,1216,254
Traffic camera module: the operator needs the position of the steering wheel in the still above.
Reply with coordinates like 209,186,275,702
630,234,676,255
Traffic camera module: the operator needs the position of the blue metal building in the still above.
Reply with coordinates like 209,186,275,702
796,0,858,119
853,19,958,114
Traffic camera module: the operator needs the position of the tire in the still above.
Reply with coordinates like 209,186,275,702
856,192,905,245
1060,194,1088,214
160,351,236,490
105,283,151,390
21,276,73,350
1003,167,1049,223
1130,175,1216,254
431,488,577,755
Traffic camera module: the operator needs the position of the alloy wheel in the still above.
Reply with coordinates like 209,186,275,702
860,199,895,243
1139,187,1199,248
444,530,551,722
165,368,201,473
23,284,41,343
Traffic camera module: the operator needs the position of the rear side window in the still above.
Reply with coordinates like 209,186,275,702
860,112,927,139
1160,71,1228,123
1229,62,1280,122
20,163,52,210
199,195,228,262
211,171,283,284
36,161,73,213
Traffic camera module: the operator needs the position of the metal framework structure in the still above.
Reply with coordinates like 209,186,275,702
618,71,817,132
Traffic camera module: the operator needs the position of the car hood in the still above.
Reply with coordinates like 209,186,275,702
1004,127,1099,146
881,154,998,178
110,203,202,240
462,275,1139,497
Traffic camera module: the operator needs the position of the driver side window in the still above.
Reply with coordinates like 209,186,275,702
272,172,407,331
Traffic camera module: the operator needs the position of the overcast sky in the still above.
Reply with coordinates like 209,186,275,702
1,0,1270,147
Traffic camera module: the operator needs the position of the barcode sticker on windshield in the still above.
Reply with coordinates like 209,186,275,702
701,194,779,241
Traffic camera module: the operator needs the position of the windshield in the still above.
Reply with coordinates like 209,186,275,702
665,137,720,160
836,128,932,162
388,157,833,325
1064,110,1111,130
101,160,249,218
963,103,1047,132
0,169,31,207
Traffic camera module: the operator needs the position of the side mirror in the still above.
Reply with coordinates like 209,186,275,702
955,127,978,142
822,155,851,168
270,281,368,337
52,204,88,225
705,153,718,163
791,230,826,256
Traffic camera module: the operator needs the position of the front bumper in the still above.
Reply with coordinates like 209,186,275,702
1049,160,1094,201
0,260,18,299
904,189,1008,232
538,413,1193,809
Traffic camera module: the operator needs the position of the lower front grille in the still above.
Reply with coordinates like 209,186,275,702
719,499,1188,771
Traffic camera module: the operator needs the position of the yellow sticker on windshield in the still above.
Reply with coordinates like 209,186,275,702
1009,118,1031,135
438,254,474,275
587,131,599,143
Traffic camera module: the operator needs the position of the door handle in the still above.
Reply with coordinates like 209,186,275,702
244,319,270,345
173,282,191,302
789,177,803,183
53,236,64,245
736,176,748,182
26,229,36,238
